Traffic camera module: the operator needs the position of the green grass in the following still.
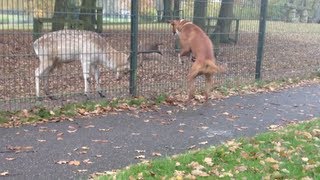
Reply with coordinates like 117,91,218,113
95,118,320,179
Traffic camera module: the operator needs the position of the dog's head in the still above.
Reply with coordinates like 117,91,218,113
167,19,192,35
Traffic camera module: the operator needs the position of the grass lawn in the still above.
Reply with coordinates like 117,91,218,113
94,118,320,179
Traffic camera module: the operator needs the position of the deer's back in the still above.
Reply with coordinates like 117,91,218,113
33,30,112,61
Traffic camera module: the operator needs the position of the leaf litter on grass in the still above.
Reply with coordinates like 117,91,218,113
93,118,320,180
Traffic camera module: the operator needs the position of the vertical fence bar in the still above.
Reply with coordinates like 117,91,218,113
130,1,138,96
255,0,268,80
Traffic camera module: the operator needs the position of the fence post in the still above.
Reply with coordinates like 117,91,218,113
130,1,139,96
255,0,268,80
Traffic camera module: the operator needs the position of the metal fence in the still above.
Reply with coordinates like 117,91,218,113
0,0,319,111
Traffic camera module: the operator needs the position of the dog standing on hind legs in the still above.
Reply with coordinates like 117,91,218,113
168,19,225,101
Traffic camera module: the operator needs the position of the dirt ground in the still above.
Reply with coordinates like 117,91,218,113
0,29,319,110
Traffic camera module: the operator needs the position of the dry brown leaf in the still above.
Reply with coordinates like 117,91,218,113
296,131,313,139
78,108,89,115
235,165,248,172
272,164,280,170
265,157,279,164
68,160,81,166
22,109,29,117
204,157,213,166
311,129,320,137
191,169,209,177
152,152,162,157
7,145,33,153
174,170,185,177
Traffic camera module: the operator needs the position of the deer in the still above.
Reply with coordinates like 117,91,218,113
33,29,131,99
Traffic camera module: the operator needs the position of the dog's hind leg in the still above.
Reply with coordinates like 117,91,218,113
187,63,200,100
204,73,213,100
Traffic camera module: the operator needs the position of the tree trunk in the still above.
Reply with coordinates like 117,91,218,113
214,0,234,43
79,0,97,31
161,0,172,22
193,0,208,30
312,0,320,23
52,0,67,31
173,0,181,19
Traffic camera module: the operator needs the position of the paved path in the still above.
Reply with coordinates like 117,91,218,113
0,84,319,179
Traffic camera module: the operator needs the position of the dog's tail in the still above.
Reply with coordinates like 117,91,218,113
204,60,226,74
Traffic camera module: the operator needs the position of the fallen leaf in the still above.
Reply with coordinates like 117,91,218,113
78,108,89,115
68,160,81,166
56,160,68,164
98,128,112,132
81,146,90,150
0,171,9,176
302,157,309,162
265,157,279,163
204,157,213,166
178,129,184,133
22,109,29,117
311,129,320,137
84,125,95,128
7,145,33,153
152,152,162,157
176,162,181,166
191,169,209,177
272,164,280,170
83,159,93,164
77,169,88,173
135,150,146,153
67,129,77,133
91,139,108,143
95,155,102,158
199,141,208,145
296,131,313,139
281,168,290,174
135,155,145,159
37,139,46,142
5,157,15,161
222,112,229,116
235,165,248,172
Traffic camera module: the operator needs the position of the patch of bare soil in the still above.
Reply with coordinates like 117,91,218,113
0,29,319,110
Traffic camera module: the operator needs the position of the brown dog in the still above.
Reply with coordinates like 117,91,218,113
168,19,225,100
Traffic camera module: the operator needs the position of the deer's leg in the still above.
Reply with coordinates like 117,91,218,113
81,60,91,97
35,58,54,99
91,64,105,97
